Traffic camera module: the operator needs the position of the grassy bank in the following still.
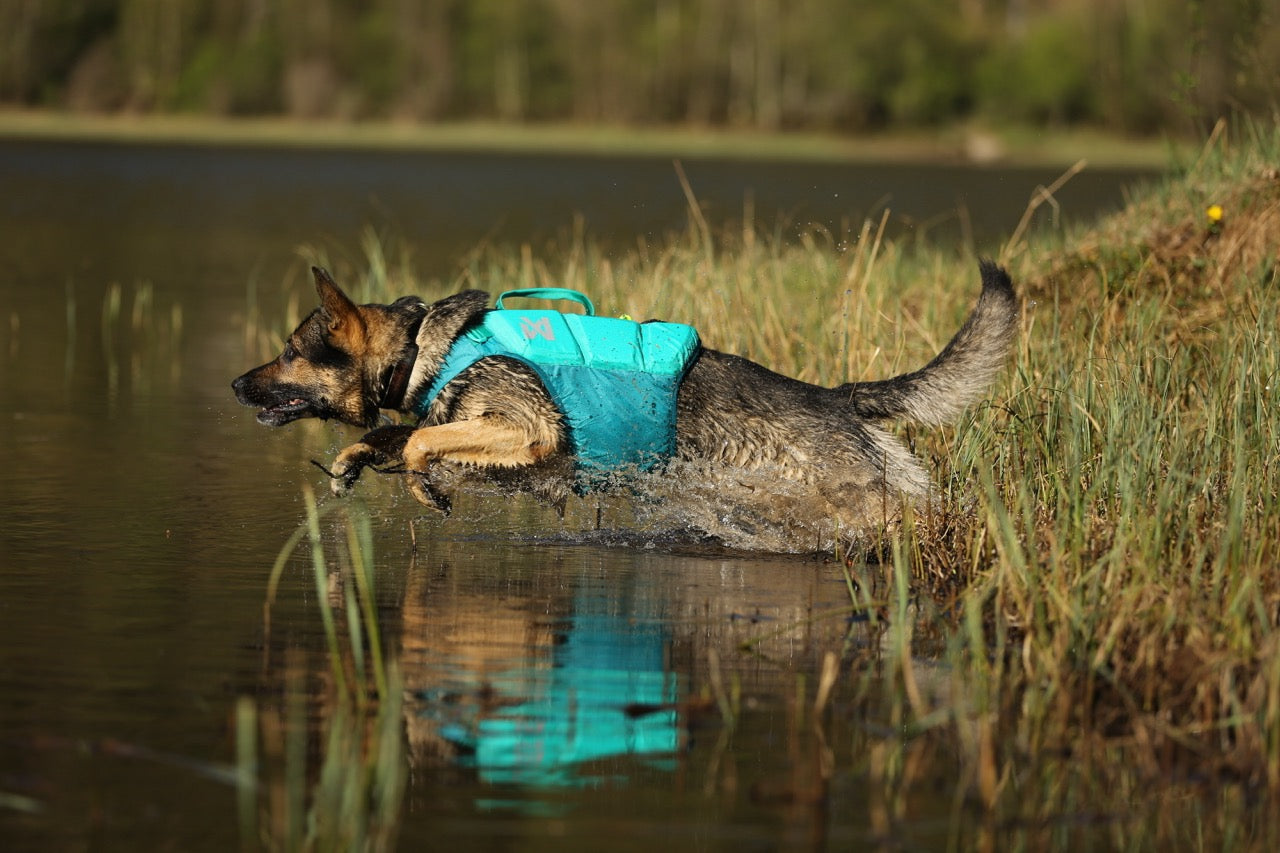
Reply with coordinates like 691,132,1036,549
897,119,1280,842
0,108,1182,168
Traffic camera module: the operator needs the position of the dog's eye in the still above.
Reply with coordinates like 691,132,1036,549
282,342,298,363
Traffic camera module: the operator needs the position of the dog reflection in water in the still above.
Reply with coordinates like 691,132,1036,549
401,578,678,786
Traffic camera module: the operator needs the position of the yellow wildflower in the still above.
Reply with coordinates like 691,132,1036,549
1206,204,1224,223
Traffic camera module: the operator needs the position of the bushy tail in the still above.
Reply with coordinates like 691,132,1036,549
834,260,1018,426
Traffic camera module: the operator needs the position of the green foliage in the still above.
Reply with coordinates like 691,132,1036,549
348,10,396,114
0,0,116,102
5,0,1278,134
456,0,568,120
870,3,980,126
172,33,282,114
977,15,1096,125
225,34,285,115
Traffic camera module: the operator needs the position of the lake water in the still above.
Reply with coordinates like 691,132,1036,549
0,137,1156,850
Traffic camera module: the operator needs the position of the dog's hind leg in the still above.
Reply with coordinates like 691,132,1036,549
329,424,417,496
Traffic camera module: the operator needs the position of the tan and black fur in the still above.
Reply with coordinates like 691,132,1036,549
233,262,1018,531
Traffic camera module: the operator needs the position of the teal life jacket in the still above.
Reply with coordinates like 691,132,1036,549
418,288,701,474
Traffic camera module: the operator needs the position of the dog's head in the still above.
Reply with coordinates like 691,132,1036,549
232,267,384,427
233,267,489,429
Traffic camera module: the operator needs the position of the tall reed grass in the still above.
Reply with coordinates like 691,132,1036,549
921,119,1280,825
239,490,406,852
96,279,185,398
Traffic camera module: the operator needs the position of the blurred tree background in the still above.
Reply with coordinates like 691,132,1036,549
1,0,1275,135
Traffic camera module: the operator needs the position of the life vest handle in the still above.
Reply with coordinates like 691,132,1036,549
495,288,596,316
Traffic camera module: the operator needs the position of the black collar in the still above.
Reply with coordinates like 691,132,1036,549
377,317,423,411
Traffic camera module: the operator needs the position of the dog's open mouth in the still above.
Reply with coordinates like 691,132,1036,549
256,398,312,426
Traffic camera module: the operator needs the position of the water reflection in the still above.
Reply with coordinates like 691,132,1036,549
417,587,678,788
385,530,853,798
396,543,689,794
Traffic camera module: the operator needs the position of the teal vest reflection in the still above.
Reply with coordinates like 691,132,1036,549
419,591,679,786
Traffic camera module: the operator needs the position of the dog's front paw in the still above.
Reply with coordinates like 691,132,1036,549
329,443,376,496
405,472,452,515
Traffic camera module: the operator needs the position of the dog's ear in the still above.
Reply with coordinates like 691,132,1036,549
312,266,366,346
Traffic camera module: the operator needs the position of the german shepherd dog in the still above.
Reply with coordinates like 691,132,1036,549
233,262,1017,538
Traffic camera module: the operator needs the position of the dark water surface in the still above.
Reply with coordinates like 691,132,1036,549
0,138,1156,850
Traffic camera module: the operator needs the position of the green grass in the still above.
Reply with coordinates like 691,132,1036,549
0,108,1184,168
248,116,1280,846
930,119,1280,834
860,118,1280,844
239,490,406,852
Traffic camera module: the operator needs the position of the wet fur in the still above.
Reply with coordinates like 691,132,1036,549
234,263,1018,533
